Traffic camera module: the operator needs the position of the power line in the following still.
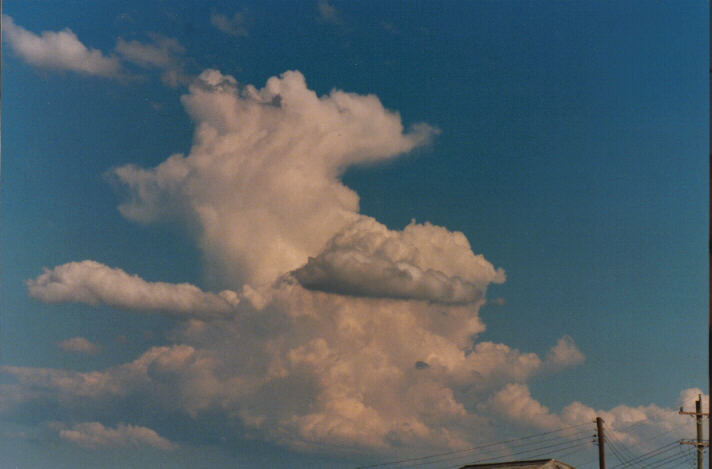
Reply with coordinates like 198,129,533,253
354,422,592,469
642,446,696,469
401,434,594,469
603,424,637,463
611,441,680,469
552,442,594,461
646,451,695,469
606,439,628,467
389,433,593,469
523,439,592,461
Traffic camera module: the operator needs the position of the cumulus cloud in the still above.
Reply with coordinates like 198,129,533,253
2,15,122,77
678,387,709,412
27,260,239,319
115,34,190,87
10,68,596,454
487,383,564,431
489,383,704,450
294,217,505,303
210,10,248,37
112,69,436,288
543,335,585,372
56,422,176,450
3,281,582,452
58,337,102,355
1,344,229,419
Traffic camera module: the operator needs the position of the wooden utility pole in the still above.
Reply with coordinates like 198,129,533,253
596,417,606,469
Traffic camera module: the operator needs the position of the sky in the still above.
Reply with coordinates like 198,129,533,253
0,1,708,468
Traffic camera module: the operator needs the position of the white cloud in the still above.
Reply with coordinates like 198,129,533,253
294,217,505,303
27,260,239,319
2,15,122,77
115,34,189,87
3,281,582,452
9,68,597,454
1,344,225,416
58,337,102,355
210,11,248,37
543,335,585,372
57,422,176,450
678,387,709,412
489,383,704,451
112,69,436,289
487,383,563,431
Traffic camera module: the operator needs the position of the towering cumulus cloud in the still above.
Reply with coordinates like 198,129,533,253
13,69,600,454
112,69,435,288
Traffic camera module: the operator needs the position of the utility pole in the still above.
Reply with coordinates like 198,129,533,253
680,394,709,469
699,397,705,469
708,1,711,466
596,417,606,469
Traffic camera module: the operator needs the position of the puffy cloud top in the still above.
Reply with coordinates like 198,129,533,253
294,217,505,303
544,335,586,371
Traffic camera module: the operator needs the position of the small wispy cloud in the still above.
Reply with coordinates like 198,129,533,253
57,337,102,355
115,34,190,87
317,0,341,24
56,422,177,450
210,10,248,37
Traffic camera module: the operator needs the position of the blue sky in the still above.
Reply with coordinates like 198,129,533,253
0,1,708,468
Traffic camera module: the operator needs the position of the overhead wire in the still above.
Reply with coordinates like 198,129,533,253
385,433,592,469
637,445,691,469
353,422,592,469
677,443,696,469
549,438,596,461
421,438,594,469
603,424,637,464
610,441,680,468
397,434,594,469
521,439,592,461
645,450,693,469
605,437,629,467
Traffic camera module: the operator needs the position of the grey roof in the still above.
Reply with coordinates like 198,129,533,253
459,459,577,469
